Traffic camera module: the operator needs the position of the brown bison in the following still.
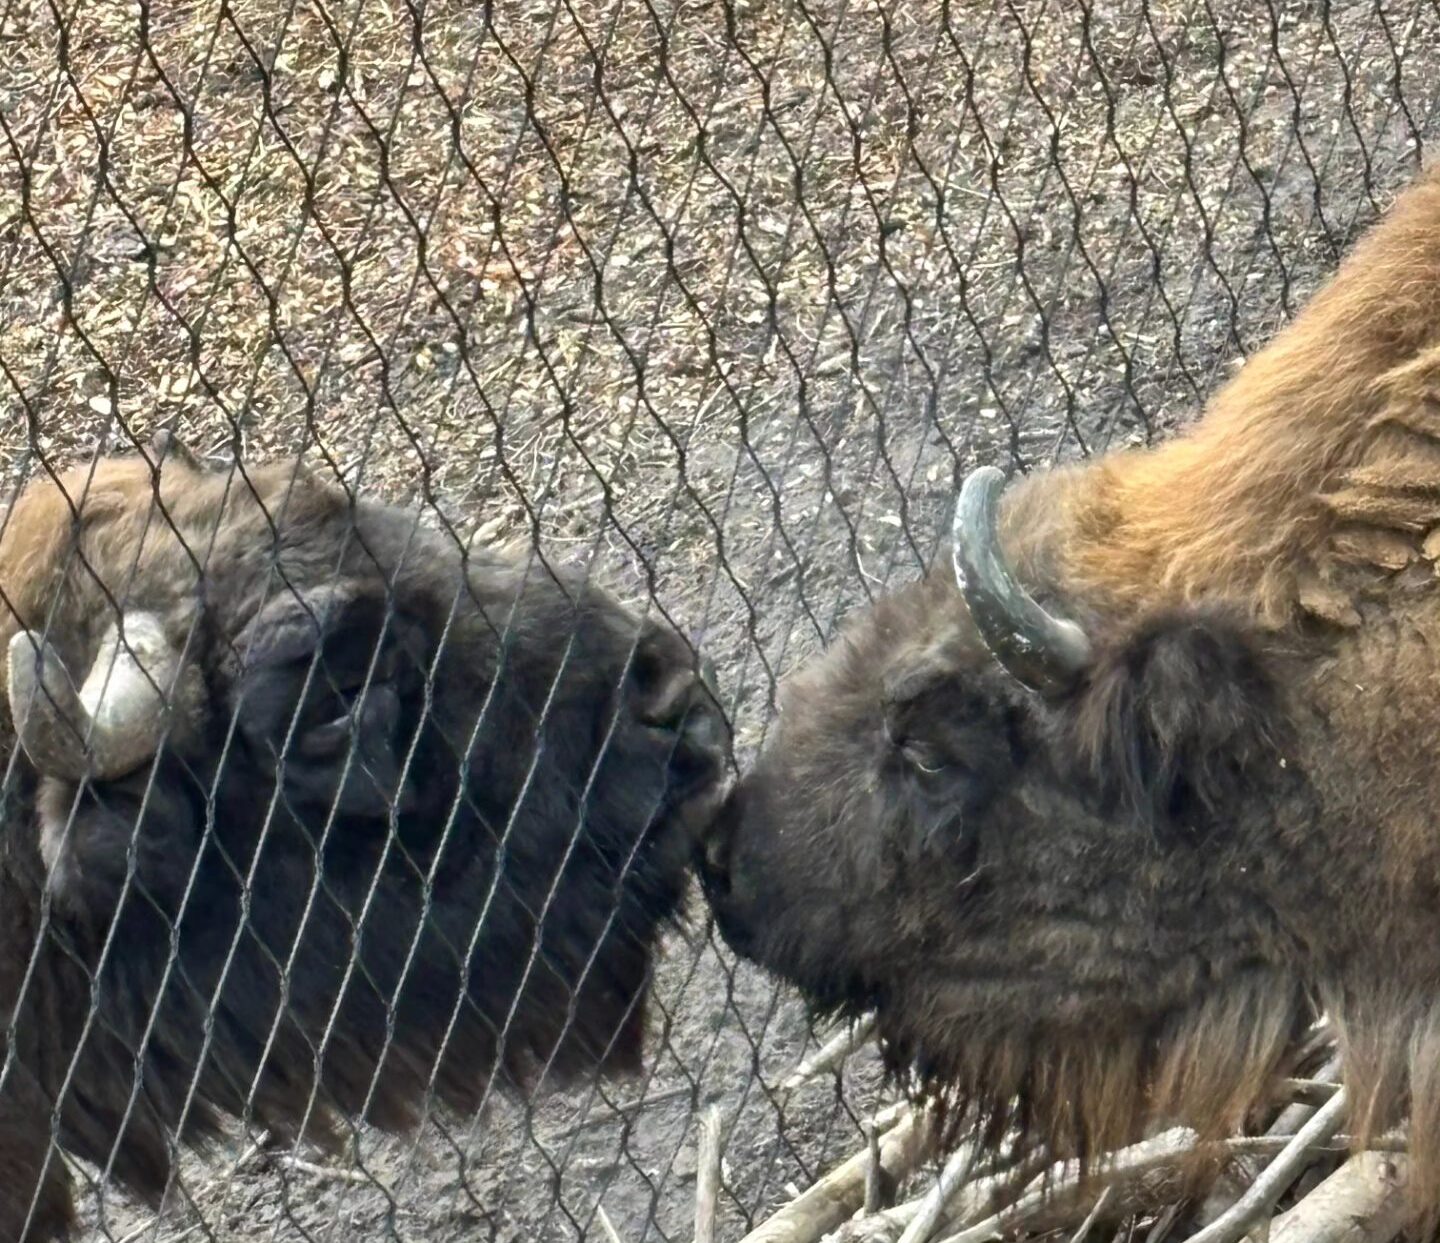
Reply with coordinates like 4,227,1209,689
0,438,729,1241
700,164,1440,1213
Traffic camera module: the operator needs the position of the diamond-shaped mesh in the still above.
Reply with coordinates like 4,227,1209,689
0,0,1434,1239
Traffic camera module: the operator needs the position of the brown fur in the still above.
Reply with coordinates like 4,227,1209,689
703,163,1440,1227
1031,163,1440,622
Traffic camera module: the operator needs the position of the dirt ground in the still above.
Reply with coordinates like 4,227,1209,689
1,0,1438,1238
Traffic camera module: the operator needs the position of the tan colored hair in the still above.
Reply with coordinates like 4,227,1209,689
1012,163,1440,628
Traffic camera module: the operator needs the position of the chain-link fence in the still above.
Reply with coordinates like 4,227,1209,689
0,0,1436,1239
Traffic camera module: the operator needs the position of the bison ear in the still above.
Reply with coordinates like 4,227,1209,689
1067,609,1282,841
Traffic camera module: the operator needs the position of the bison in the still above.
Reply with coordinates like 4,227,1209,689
0,437,729,1241
699,163,1440,1215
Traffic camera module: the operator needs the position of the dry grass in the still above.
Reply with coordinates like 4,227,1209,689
2,0,1439,1238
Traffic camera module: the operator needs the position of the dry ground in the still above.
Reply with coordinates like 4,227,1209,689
1,0,1438,1238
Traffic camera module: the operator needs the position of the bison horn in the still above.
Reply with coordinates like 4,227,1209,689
7,612,180,781
952,466,1092,693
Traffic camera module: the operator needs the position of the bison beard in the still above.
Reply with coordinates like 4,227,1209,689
702,160,1440,1225
0,445,729,1241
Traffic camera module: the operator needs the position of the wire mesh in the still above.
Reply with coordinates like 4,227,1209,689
0,0,1436,1239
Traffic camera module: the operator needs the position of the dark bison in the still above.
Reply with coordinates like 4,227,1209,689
0,438,729,1240
700,164,1440,1212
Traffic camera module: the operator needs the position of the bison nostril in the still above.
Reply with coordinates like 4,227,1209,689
637,665,696,729
697,820,732,896
638,661,728,749
681,700,726,758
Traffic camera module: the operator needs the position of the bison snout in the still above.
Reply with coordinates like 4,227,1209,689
633,650,732,803
695,787,766,959
696,804,732,898
695,784,742,901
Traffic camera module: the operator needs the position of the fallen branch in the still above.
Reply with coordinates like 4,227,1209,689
863,1123,884,1215
741,1105,928,1243
897,1142,980,1243
280,1155,377,1186
1198,1053,1344,1228
233,1128,274,1173
782,1016,879,1093
827,1128,1363,1243
827,1146,1052,1243
1268,1055,1344,1141
1066,1186,1113,1243
114,1219,164,1243
1278,1078,1342,1106
697,1105,724,1243
934,1127,1204,1243
1268,1151,1409,1243
1180,1086,1349,1243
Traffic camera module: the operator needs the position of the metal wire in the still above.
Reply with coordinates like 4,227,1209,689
0,1,1435,1240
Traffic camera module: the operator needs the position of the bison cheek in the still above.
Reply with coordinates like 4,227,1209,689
35,769,203,924
698,782,866,1002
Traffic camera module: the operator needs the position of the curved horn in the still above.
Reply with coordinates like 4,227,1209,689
952,466,1092,693
7,612,179,781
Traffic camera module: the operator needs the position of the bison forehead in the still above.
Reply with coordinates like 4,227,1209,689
0,455,348,630
0,465,453,762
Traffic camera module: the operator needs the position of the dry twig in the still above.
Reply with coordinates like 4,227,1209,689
697,1105,724,1243
897,1142,981,1243
863,1122,885,1216
281,1155,378,1186
935,1127,1208,1243
597,1204,628,1243
1180,1087,1349,1243
829,1144,1058,1243
1269,1056,1344,1141
782,1016,879,1094
1277,1078,1341,1106
1198,1053,1344,1228
978,1137,1191,1241
1067,1186,1113,1243
741,1105,927,1243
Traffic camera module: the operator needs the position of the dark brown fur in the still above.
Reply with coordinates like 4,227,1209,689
0,450,729,1241
702,164,1440,1221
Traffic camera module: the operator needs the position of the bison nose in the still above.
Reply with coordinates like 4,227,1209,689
695,788,763,960
695,787,739,899
636,656,732,796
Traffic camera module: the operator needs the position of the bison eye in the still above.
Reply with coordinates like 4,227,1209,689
894,735,949,774
297,681,399,759
882,706,949,774
881,723,950,772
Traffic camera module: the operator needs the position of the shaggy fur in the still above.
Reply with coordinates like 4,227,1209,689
0,448,729,1242
701,162,1440,1224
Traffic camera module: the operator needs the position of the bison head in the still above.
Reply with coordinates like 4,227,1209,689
700,466,1324,1160
0,437,729,1231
